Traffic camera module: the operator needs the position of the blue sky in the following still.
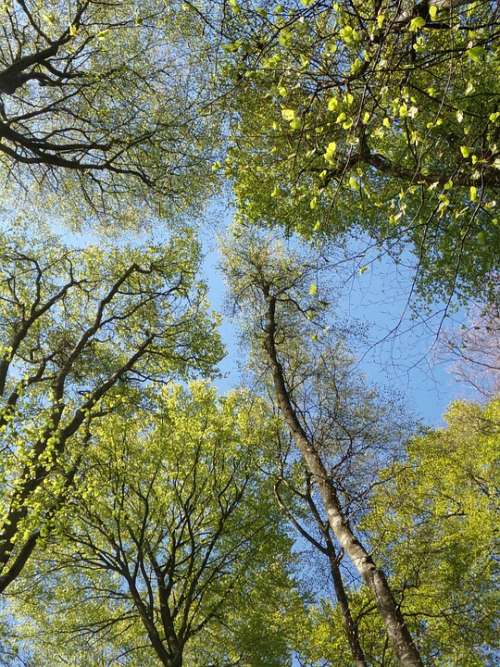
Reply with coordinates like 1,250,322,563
3,192,475,428
200,210,476,428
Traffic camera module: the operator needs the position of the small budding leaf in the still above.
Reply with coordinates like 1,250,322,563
309,282,318,296
281,109,297,122
467,46,485,63
460,146,470,158
409,16,426,31
328,96,339,111
348,175,359,190
324,141,337,163
470,186,478,202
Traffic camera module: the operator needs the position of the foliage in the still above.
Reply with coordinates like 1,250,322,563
0,0,222,223
4,383,302,666
222,0,500,302
362,398,499,665
0,224,222,593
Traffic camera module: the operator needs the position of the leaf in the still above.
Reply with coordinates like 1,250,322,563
310,196,318,209
429,5,438,20
308,282,318,296
359,264,368,274
348,175,359,190
324,142,337,163
281,109,297,122
467,46,485,63
327,96,338,111
470,186,478,202
409,16,426,32
460,146,470,158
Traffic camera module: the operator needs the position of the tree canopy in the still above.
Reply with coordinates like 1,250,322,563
0,2,497,666
222,0,499,302
0,224,222,594
0,0,221,222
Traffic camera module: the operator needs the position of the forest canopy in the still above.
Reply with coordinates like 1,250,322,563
0,1,498,666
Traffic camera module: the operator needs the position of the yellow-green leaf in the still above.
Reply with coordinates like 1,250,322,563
281,109,296,122
409,16,426,31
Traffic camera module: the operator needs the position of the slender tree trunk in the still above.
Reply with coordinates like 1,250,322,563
328,545,368,667
275,478,368,666
305,490,368,667
263,296,424,667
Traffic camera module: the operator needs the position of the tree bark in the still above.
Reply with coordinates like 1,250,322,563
263,295,423,667
305,489,368,667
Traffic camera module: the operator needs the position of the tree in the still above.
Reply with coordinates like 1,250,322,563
222,228,424,666
274,466,369,667
4,383,302,667
362,398,499,666
222,0,499,303
0,0,221,221
440,298,500,398
0,225,222,594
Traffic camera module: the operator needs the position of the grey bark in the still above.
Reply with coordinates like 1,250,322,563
263,294,424,667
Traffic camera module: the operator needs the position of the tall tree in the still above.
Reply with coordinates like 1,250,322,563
0,225,222,593
222,0,499,302
3,383,302,667
222,228,424,666
0,0,222,221
362,398,499,666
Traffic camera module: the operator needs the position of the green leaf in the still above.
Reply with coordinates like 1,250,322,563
409,16,426,32
281,109,297,122
467,46,485,63
323,141,337,163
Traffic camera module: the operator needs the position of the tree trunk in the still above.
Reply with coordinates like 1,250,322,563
305,490,368,667
263,296,423,667
328,546,368,667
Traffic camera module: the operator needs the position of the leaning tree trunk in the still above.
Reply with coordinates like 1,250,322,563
263,296,424,667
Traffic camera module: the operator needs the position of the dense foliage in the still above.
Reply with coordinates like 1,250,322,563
0,2,497,666
0,0,221,223
222,0,499,302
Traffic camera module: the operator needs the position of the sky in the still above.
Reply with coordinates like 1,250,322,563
199,210,476,429
2,191,476,431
